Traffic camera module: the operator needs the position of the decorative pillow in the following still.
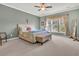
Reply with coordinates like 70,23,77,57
19,24,27,32
26,27,31,32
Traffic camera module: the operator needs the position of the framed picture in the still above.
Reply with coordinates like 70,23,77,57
41,21,44,26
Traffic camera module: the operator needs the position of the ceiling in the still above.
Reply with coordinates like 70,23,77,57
1,3,79,17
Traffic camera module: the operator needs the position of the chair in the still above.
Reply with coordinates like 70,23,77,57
0,32,7,46
0,36,2,46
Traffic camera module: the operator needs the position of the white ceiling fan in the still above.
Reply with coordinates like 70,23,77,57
34,3,52,11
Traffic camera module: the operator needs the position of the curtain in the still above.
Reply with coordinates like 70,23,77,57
71,19,77,38
62,15,68,35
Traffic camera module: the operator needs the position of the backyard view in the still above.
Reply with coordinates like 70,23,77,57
46,17,66,33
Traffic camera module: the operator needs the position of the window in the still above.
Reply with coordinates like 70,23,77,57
46,16,66,34
52,19,59,32
59,18,65,33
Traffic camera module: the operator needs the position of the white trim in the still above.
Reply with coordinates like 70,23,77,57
7,37,19,41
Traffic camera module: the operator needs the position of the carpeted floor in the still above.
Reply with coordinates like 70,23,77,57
0,35,79,56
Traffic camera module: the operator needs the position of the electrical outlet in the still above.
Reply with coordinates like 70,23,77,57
10,34,13,37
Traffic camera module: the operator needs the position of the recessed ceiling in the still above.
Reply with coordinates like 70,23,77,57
1,3,79,17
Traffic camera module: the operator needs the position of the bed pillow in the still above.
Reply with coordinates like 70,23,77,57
19,24,27,32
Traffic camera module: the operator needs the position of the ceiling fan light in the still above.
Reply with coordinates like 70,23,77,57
41,8,45,10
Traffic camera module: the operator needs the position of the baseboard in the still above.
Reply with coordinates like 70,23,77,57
7,37,19,41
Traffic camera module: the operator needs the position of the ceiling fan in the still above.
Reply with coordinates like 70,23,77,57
34,3,52,11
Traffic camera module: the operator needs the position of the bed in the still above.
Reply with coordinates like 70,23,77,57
17,24,52,44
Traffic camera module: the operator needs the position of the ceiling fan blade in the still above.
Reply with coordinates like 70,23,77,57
38,9,41,11
46,6,52,8
34,6,40,8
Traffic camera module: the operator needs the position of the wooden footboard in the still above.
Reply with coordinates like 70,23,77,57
19,32,36,43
